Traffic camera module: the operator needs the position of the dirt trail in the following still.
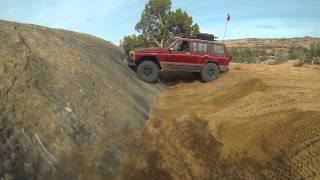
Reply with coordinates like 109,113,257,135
122,62,320,180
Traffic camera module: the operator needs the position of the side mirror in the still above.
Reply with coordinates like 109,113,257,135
229,55,232,61
169,47,173,52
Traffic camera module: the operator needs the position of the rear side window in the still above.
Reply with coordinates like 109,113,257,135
192,42,208,54
212,44,225,56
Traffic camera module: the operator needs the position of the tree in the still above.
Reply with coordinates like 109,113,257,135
135,0,171,48
121,34,149,51
167,9,200,37
124,0,200,50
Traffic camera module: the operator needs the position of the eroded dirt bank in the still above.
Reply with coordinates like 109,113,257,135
0,20,162,179
121,63,320,180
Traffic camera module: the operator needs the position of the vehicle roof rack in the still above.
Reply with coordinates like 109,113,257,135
180,33,218,41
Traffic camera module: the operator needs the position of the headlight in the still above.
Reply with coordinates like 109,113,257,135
129,51,135,61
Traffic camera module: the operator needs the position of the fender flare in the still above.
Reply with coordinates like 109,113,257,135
136,56,161,69
203,60,221,70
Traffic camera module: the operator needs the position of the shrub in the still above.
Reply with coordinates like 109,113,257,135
310,42,320,64
294,59,305,67
229,47,269,64
121,34,150,51
229,47,261,64
288,46,309,60
274,50,288,64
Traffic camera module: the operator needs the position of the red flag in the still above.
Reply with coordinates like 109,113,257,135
227,14,231,21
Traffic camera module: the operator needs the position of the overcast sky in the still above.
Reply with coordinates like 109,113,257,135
1,0,319,44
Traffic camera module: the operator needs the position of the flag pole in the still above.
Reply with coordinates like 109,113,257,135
223,20,228,42
223,14,230,42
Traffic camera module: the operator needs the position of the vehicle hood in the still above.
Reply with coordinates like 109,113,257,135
135,48,167,53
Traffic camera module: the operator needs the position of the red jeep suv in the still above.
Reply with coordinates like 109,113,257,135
127,35,230,83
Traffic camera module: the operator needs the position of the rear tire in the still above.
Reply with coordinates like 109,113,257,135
201,63,220,82
137,61,160,83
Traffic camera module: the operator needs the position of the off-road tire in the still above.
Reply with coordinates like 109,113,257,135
137,61,160,83
201,63,220,82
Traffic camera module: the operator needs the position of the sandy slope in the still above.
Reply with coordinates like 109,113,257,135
0,20,161,180
122,62,320,180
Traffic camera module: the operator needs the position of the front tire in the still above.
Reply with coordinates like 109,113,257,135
137,61,160,83
201,63,220,82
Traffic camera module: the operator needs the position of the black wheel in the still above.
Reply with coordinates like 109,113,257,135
200,63,220,82
137,61,160,83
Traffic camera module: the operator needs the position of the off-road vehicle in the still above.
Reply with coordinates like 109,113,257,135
126,34,230,83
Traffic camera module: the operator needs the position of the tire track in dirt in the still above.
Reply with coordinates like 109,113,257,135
121,62,320,180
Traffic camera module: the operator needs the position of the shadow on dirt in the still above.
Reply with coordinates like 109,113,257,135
125,64,205,87
125,63,201,86
158,70,201,86
120,114,299,180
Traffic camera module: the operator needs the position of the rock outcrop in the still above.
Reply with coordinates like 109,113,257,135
0,20,161,180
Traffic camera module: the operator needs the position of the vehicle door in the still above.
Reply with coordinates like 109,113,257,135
190,41,209,70
210,44,228,65
163,40,191,69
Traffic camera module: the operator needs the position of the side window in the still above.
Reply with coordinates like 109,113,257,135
192,42,208,53
212,44,225,56
172,41,190,52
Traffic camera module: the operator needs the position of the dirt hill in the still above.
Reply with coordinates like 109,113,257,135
123,62,320,179
0,20,161,179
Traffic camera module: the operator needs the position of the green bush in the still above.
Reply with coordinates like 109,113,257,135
288,46,308,60
288,42,320,65
230,42,320,65
310,42,320,64
229,47,268,64
274,50,288,64
121,34,149,51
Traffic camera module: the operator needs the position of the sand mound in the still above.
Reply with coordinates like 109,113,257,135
123,63,320,179
0,20,161,179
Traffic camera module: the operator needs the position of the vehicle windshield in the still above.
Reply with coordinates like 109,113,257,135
164,38,176,49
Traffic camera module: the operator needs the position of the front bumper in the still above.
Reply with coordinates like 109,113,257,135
127,58,136,66
126,51,136,66
219,65,229,72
